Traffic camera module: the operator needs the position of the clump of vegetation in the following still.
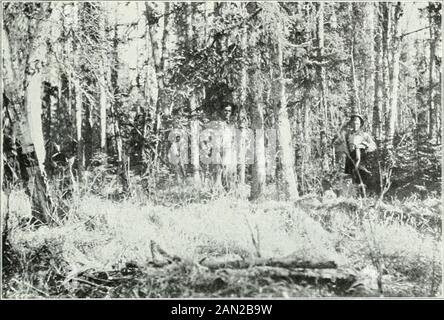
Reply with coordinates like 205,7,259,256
2,181,441,298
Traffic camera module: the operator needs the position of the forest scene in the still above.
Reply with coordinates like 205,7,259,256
1,1,442,298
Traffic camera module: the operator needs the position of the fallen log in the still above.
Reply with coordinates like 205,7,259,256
216,266,357,293
200,255,337,270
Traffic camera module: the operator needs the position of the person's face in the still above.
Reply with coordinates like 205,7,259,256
223,106,232,121
351,117,361,132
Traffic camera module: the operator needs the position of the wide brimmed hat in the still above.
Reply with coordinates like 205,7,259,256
349,113,365,127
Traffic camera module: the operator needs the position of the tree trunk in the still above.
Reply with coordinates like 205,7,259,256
145,2,170,171
428,5,436,142
381,2,391,146
141,4,156,171
250,99,266,201
438,60,442,145
99,11,108,154
42,81,53,176
350,44,361,114
99,73,107,153
190,94,200,185
238,15,248,185
373,3,383,142
273,19,299,201
3,6,53,224
144,2,169,113
349,3,361,114
70,4,84,181
74,78,84,180
24,67,53,223
110,12,128,193
158,2,170,116
79,2,97,168
317,2,328,130
214,2,224,55
386,3,403,149
188,2,200,185
300,93,312,194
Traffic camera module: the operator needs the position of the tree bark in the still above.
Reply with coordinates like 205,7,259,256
190,95,200,185
238,13,248,185
74,78,84,181
438,60,442,145
42,81,53,176
110,11,128,193
158,2,170,116
3,4,53,224
79,2,97,168
145,2,169,114
373,3,383,142
349,3,361,114
317,2,328,130
145,2,170,171
99,11,108,154
273,19,299,201
188,2,200,185
428,4,437,142
250,98,266,201
386,3,403,149
381,2,391,147
99,75,107,153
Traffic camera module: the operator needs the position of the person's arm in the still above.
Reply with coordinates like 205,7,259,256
360,133,377,152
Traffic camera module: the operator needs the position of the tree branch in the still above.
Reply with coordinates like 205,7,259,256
400,26,431,38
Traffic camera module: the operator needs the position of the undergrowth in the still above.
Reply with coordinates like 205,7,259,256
1,179,442,298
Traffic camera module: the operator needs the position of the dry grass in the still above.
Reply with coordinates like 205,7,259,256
1,182,442,298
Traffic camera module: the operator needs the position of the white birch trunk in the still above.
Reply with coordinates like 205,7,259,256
3,5,53,223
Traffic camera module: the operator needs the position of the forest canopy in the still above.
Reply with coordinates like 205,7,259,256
1,1,442,218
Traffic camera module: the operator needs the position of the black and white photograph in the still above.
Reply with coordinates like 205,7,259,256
1,0,442,300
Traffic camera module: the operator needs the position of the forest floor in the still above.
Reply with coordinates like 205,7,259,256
1,181,442,298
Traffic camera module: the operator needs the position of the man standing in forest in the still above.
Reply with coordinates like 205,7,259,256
220,103,237,190
343,114,377,196
207,103,237,191
168,134,185,184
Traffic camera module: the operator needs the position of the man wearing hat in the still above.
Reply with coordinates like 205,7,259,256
343,113,377,194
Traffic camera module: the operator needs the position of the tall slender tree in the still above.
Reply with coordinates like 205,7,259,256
386,2,403,149
3,3,53,223
273,10,299,200
373,3,383,142
188,2,201,185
